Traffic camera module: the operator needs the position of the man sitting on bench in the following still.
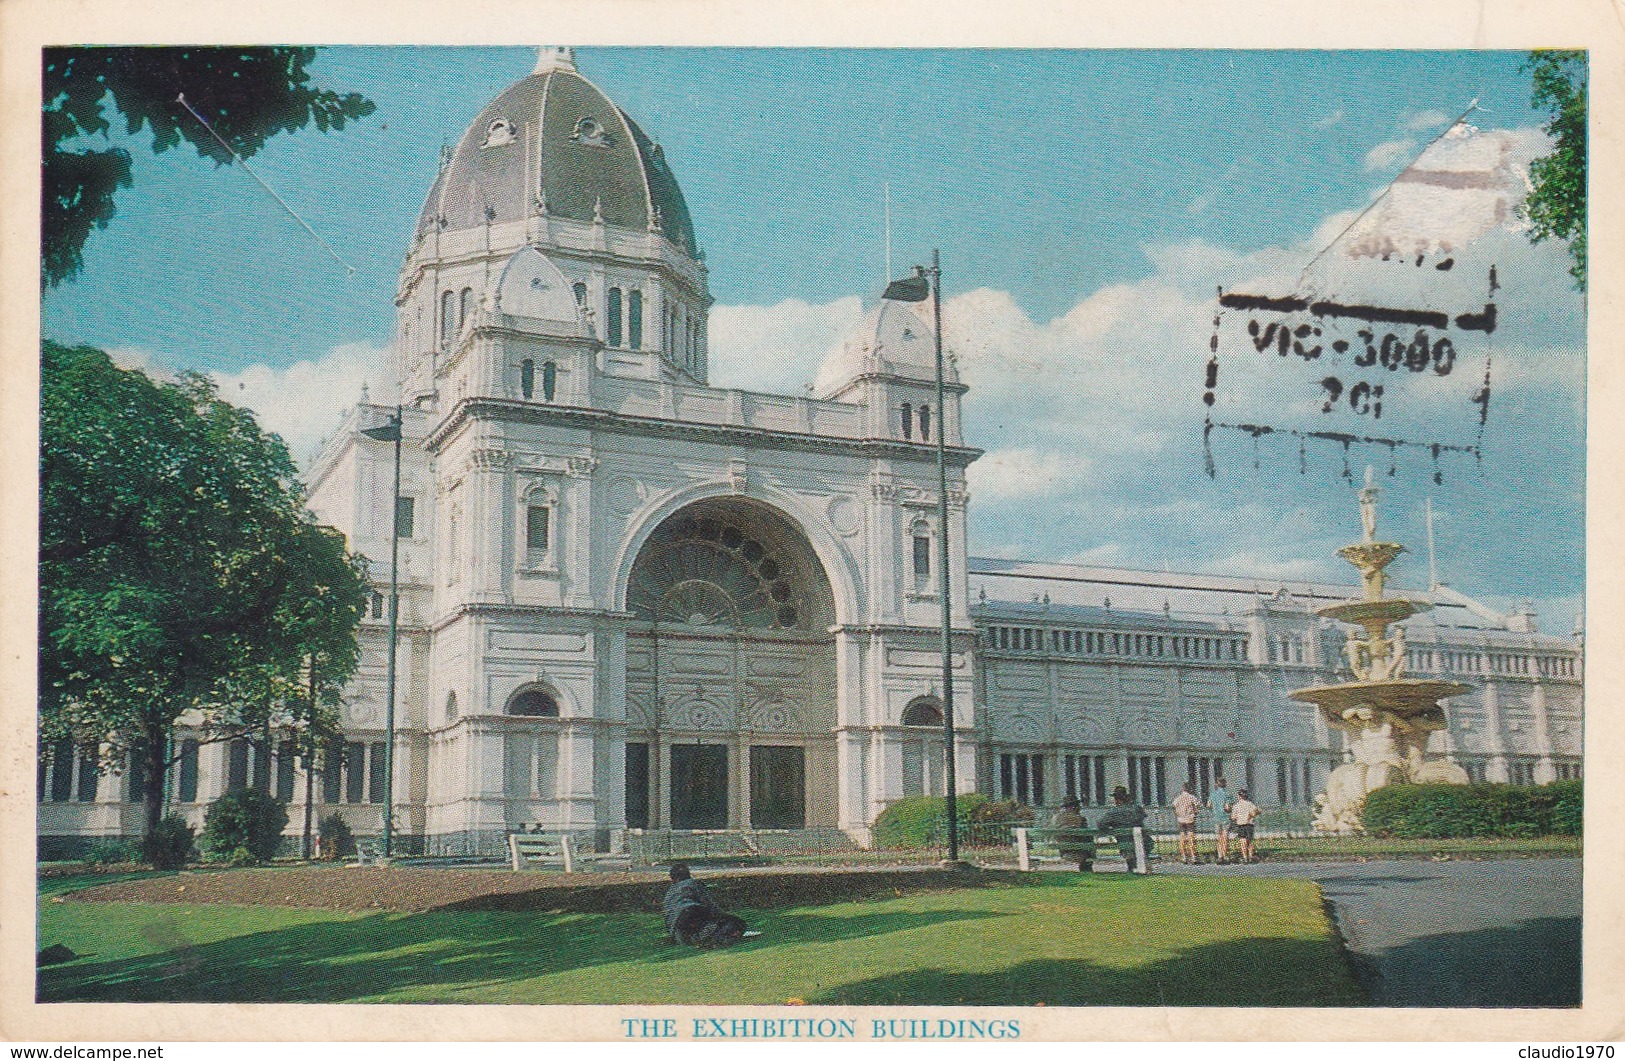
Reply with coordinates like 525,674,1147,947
663,863,748,948
1098,786,1150,872
1050,797,1093,871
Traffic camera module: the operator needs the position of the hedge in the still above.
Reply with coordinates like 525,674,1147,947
1362,781,1582,838
872,793,994,848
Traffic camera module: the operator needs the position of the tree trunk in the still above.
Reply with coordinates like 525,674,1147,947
141,714,168,842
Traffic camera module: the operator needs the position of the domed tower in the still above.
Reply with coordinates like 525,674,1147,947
394,46,710,407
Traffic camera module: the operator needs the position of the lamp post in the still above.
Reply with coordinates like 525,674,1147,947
884,251,962,867
360,405,403,858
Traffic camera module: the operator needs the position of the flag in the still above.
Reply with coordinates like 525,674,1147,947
883,272,931,302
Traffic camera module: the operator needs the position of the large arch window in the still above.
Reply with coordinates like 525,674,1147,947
627,501,835,632
520,358,535,399
506,687,561,717
542,360,558,402
902,696,944,727
629,290,643,348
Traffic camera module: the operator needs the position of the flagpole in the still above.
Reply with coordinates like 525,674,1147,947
930,249,961,867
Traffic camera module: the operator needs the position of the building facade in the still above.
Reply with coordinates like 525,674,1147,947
38,51,1582,856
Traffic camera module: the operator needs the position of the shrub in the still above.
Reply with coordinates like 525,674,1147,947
86,838,141,865
1363,781,1582,838
318,813,355,860
201,790,289,864
141,814,195,869
872,793,991,849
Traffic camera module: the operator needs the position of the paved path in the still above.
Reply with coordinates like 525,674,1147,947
1159,857,1582,1006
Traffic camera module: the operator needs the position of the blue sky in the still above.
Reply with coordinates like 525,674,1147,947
41,47,1585,629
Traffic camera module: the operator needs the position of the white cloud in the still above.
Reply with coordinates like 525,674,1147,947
1405,109,1452,132
967,448,1079,500
707,297,864,395
210,342,391,465
1315,108,1346,129
1363,138,1417,171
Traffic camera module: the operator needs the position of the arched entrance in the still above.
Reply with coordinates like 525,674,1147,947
623,498,838,831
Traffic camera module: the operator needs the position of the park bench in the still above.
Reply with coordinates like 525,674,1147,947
508,832,578,872
1012,826,1156,874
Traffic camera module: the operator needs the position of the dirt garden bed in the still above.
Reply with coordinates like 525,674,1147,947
57,864,1023,915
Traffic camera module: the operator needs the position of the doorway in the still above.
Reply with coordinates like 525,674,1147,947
750,745,805,829
670,744,728,829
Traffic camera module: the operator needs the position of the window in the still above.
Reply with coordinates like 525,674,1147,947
1064,754,1109,806
228,737,250,793
608,287,623,346
322,746,343,803
75,746,99,802
1186,756,1224,802
521,358,535,399
126,743,146,802
445,691,459,724
912,531,931,581
459,287,474,331
440,290,455,344
901,402,913,440
507,688,560,717
369,742,387,803
542,360,557,402
1509,760,1537,786
369,591,386,620
919,404,931,441
1127,755,1166,806
276,741,297,802
573,281,588,307
626,743,650,828
345,742,366,803
998,752,1045,807
177,739,199,802
395,496,415,539
629,290,643,348
901,697,943,727
526,504,551,553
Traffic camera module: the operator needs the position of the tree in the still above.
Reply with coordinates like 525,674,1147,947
39,341,368,848
1524,50,1587,291
42,46,374,286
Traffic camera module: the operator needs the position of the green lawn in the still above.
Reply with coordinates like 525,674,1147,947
39,874,1363,1006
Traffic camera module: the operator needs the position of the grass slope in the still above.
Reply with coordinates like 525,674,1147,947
39,874,1361,1006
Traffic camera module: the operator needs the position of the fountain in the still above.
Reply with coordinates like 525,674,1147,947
1292,468,1473,833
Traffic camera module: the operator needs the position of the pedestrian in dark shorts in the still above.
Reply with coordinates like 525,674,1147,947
1229,788,1261,863
1172,781,1200,864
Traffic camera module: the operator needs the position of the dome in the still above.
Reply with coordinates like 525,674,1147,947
415,48,699,259
814,298,954,398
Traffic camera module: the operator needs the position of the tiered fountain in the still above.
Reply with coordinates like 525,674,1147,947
1292,469,1473,833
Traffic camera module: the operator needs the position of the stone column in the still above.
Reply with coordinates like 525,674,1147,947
1531,682,1556,784
1482,682,1510,782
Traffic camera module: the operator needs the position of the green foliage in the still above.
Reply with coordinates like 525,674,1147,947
140,815,194,870
872,793,991,848
85,839,142,865
1362,781,1582,838
39,341,368,848
318,813,355,860
1524,50,1587,290
201,790,290,863
42,46,375,285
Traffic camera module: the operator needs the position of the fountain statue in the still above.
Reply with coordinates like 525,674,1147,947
1291,468,1473,833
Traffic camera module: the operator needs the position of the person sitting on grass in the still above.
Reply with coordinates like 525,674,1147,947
662,862,748,947
1050,796,1092,871
1097,786,1150,872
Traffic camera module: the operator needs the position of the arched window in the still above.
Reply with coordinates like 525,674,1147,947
629,290,643,348
520,358,535,399
445,691,458,723
507,688,560,717
440,290,456,344
919,404,931,441
912,524,932,582
901,402,913,440
459,287,474,331
902,697,944,727
573,281,588,307
542,360,557,402
607,287,623,346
